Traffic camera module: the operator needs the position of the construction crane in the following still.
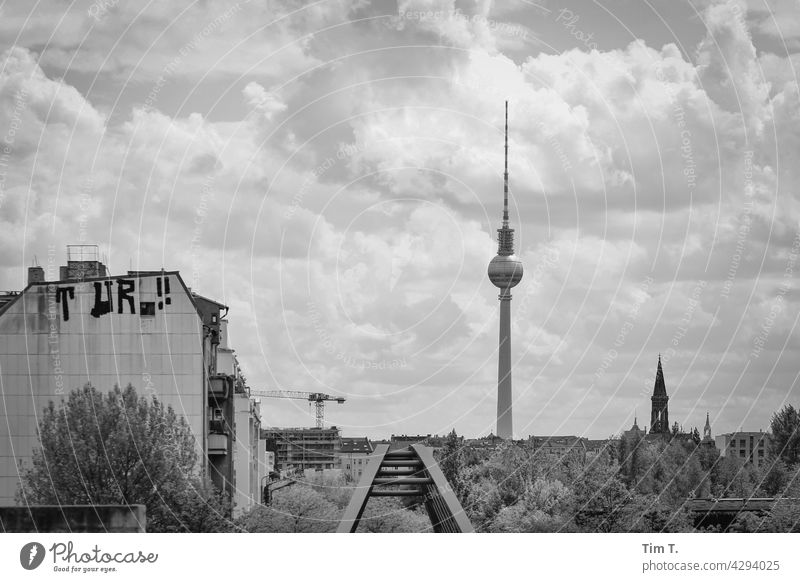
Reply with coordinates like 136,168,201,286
250,390,345,428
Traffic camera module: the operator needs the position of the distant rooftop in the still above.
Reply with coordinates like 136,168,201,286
340,437,373,454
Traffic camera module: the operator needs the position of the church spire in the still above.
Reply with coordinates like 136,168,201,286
653,354,667,397
650,354,670,435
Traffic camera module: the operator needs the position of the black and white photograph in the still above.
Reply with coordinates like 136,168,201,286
0,0,799,579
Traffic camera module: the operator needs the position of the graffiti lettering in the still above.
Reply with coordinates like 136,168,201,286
117,279,136,314
156,276,171,309
90,281,113,318
56,277,171,322
55,287,75,321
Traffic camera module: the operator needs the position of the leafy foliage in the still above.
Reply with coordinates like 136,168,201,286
237,485,338,532
454,416,800,533
769,405,800,466
19,383,232,532
436,429,466,499
355,497,431,533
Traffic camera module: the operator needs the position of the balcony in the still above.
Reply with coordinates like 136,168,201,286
209,375,232,401
208,434,229,455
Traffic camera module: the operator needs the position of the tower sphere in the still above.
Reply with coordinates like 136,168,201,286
488,254,524,290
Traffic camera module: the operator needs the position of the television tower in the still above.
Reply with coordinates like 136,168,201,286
487,101,524,440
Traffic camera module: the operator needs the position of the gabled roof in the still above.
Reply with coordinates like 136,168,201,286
191,291,229,311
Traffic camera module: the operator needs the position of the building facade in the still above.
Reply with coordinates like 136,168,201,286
338,437,375,482
262,426,341,474
526,436,587,462
715,431,771,468
0,249,265,516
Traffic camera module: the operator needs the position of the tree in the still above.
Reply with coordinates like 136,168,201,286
769,405,800,466
490,477,574,533
570,452,636,532
691,428,701,445
760,477,800,532
730,511,766,533
760,458,793,496
147,475,233,533
618,430,646,488
460,471,504,532
18,384,232,532
437,429,466,499
306,471,355,510
634,496,694,533
355,498,430,533
237,485,337,532
710,456,760,498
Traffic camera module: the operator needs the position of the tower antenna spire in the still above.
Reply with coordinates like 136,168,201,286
496,101,514,256
503,100,509,227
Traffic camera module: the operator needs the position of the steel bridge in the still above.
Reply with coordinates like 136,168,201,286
686,497,781,530
337,444,473,533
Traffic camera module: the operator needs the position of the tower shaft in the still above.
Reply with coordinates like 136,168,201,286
496,295,513,439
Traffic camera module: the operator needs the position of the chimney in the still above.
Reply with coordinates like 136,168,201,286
28,266,45,285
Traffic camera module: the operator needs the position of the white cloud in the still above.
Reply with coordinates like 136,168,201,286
243,82,287,122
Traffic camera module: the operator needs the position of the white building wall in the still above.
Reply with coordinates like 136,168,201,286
339,452,374,482
257,439,267,500
233,394,253,517
216,349,235,376
0,273,204,503
715,432,770,468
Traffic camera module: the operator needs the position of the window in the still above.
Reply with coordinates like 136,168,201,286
140,301,156,316
740,450,746,457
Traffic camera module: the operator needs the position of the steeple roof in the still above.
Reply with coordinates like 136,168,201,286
652,354,667,397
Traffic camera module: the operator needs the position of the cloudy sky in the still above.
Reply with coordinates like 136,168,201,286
1,0,798,439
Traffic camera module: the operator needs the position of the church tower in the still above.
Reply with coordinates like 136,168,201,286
702,412,713,443
649,355,670,435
